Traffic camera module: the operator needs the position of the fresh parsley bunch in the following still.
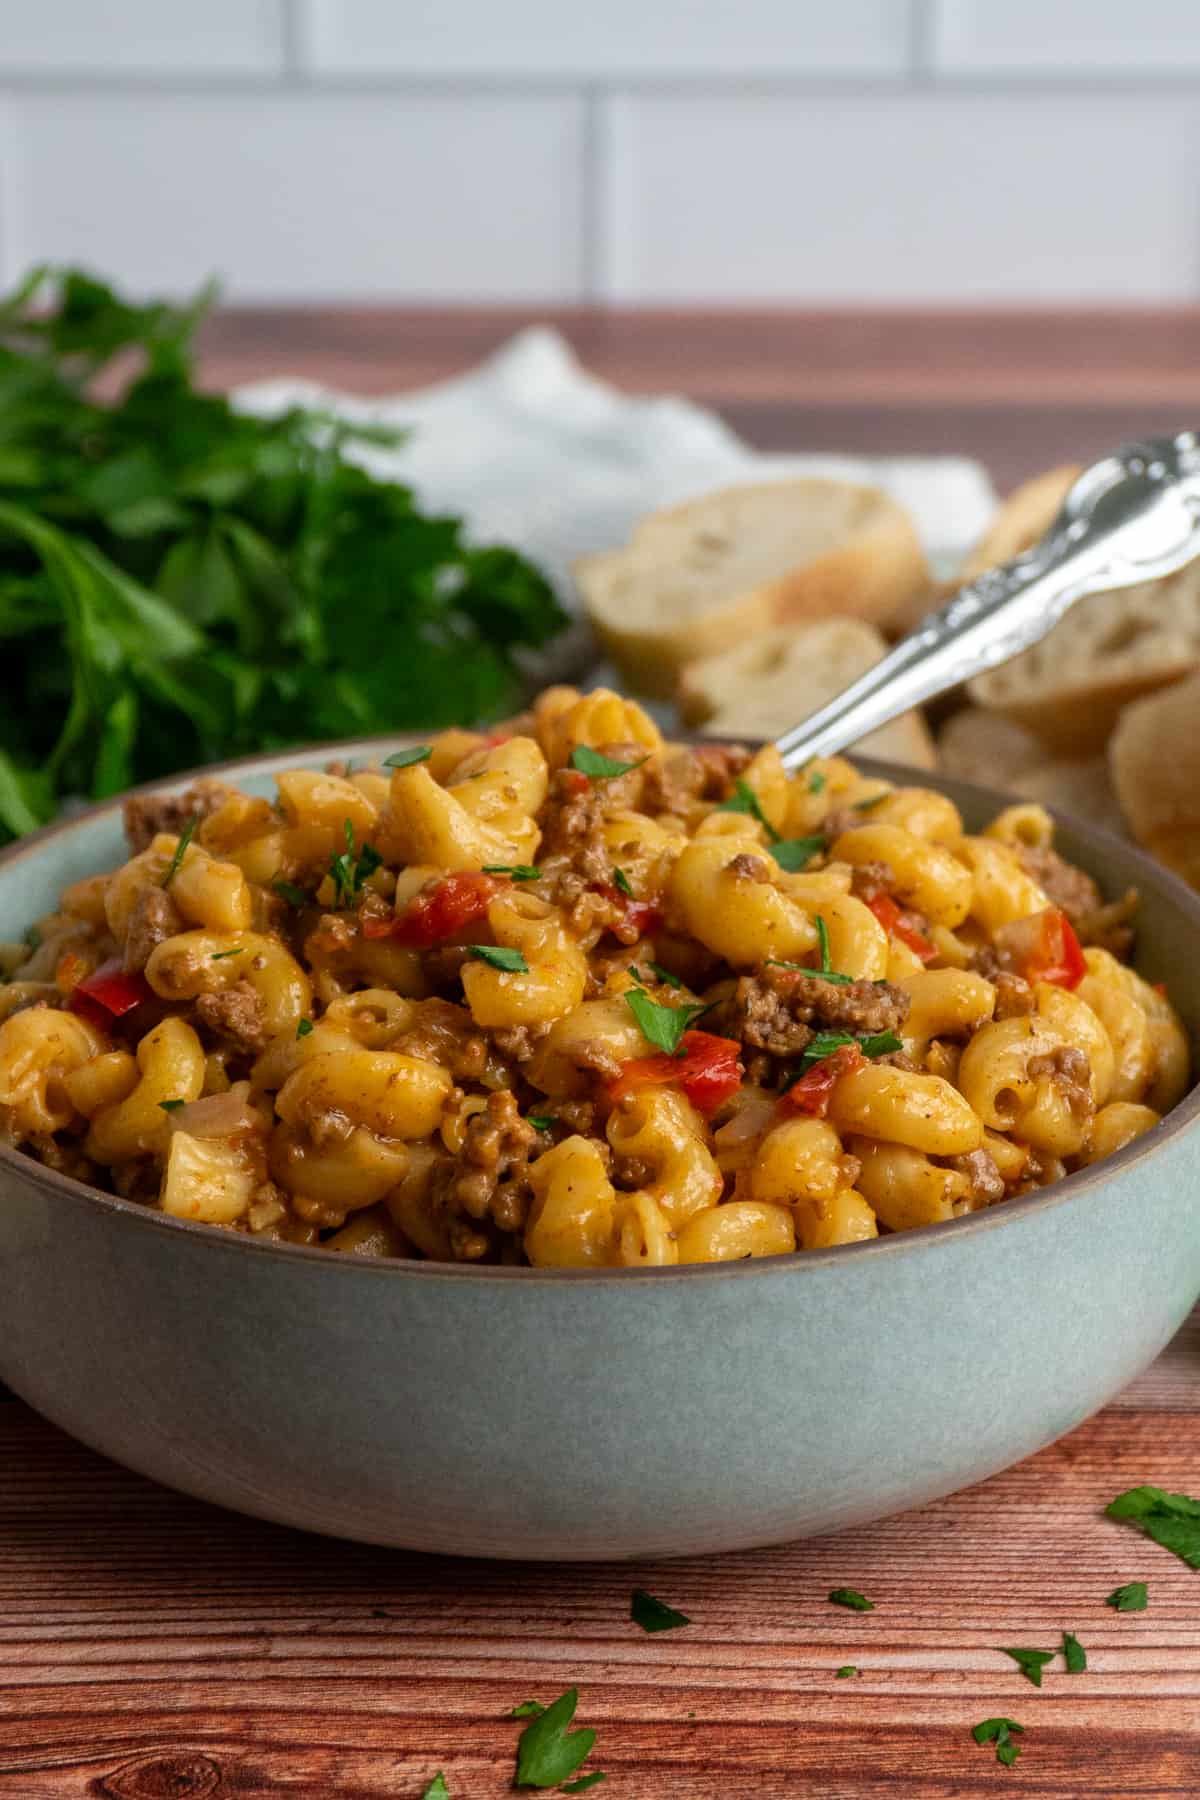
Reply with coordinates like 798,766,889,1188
0,267,566,844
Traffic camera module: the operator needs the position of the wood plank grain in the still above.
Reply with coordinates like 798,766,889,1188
2,1330,1199,1799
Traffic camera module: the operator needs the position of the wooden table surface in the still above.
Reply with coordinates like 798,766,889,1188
4,306,1200,1799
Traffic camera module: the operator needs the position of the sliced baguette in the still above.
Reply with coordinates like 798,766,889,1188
679,619,936,770
936,707,1124,835
576,479,930,698
1110,672,1200,887
958,464,1081,584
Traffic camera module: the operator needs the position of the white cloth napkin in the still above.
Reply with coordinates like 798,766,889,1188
235,327,998,606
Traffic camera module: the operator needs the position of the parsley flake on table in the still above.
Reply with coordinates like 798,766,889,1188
296,1017,313,1039
835,1665,858,1679
973,1718,1025,1768
466,944,529,973
513,1686,598,1790
160,816,197,887
1105,1581,1148,1611
272,880,310,908
770,835,826,873
631,1588,691,1633
1106,1485,1200,1569
624,988,710,1056
561,1777,606,1793
570,746,648,780
420,1776,450,1800
717,777,779,840
999,1647,1055,1687
1062,1631,1087,1673
508,1700,547,1719
612,866,634,897
329,818,382,906
482,864,542,881
828,1588,874,1612
382,745,433,769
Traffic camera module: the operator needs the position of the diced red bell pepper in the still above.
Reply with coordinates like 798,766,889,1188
865,891,937,963
562,769,590,798
388,871,507,947
610,1030,744,1116
995,905,1086,990
778,1043,865,1117
67,957,151,1026
599,883,663,939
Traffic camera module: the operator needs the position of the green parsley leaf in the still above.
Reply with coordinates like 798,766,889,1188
999,1647,1054,1687
835,1665,858,1679
513,1686,596,1789
1062,1631,1087,1673
570,746,647,781
853,792,888,812
210,947,243,960
273,880,309,908
420,1777,450,1800
509,1701,547,1720
807,768,826,794
815,916,833,974
770,836,826,872
790,1027,900,1076
646,961,684,990
765,957,850,987
527,1115,557,1133
612,866,634,898
160,815,198,888
482,864,542,881
328,817,383,907
717,777,779,841
382,745,433,769
1105,1581,1148,1611
1107,1485,1200,1570
624,988,710,1056
973,1716,1025,1766
630,1588,690,1633
158,1098,184,1112
466,944,529,973
561,1778,605,1794
860,1029,903,1058
829,1588,874,1612
296,1017,313,1039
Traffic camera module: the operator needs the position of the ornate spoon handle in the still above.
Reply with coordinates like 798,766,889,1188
775,431,1200,772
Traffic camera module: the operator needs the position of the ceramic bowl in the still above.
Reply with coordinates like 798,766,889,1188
1,741,1198,1561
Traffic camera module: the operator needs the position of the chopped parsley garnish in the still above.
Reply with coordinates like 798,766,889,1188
998,1647,1054,1687
828,1588,874,1612
973,1718,1024,1768
835,1665,858,1679
467,944,530,973
562,1778,605,1794
383,745,433,769
509,1700,547,1720
158,1098,184,1112
1106,1485,1200,1568
570,746,647,781
528,1115,557,1133
160,815,198,888
513,1686,598,1790
624,988,709,1056
272,879,309,908
630,1588,690,1633
787,1029,902,1081
807,768,826,794
296,1017,313,1039
420,1778,450,1800
1106,1581,1148,1611
853,792,888,812
328,817,382,906
647,961,684,989
717,777,779,841
770,835,826,872
1062,1631,1087,1673
210,947,244,960
811,915,856,985
482,864,542,881
612,866,634,897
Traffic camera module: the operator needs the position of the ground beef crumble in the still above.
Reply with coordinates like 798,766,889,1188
123,779,236,856
710,965,911,1057
194,980,269,1054
1028,1044,1093,1119
1016,844,1102,925
434,1090,538,1239
948,1147,1006,1205
122,886,181,973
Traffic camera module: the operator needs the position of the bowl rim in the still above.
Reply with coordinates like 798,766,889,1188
3,731,1199,1287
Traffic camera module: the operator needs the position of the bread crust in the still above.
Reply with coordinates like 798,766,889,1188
1110,672,1200,886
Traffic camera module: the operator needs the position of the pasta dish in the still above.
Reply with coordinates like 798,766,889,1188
0,688,1188,1267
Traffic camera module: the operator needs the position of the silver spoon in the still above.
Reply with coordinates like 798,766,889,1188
774,431,1200,772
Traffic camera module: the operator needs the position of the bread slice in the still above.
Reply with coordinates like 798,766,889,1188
936,708,1123,834
958,464,1081,585
1110,672,1200,887
576,479,931,698
679,618,936,770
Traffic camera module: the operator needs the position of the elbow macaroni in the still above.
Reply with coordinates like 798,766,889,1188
0,687,1189,1265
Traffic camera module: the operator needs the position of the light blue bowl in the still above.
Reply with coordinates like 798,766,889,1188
1,742,1198,1559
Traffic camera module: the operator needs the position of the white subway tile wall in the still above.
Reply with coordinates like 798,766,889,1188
0,0,1197,303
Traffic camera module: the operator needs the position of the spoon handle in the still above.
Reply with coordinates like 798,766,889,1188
774,432,1200,772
